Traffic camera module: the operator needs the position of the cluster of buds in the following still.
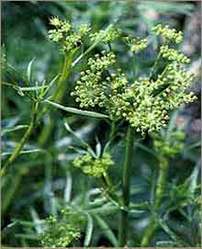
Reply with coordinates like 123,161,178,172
126,36,148,53
160,45,190,63
41,209,83,247
108,77,169,133
71,51,116,108
90,25,120,43
48,17,90,52
108,63,196,134
73,152,114,177
153,129,186,158
152,24,183,44
71,24,196,135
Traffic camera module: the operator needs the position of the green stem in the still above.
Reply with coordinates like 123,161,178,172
149,50,161,79
38,53,72,146
1,102,39,175
119,126,134,246
141,158,168,246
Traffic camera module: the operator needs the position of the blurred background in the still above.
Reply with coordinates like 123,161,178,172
1,0,201,247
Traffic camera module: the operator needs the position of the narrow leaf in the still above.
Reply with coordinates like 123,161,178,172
2,149,43,157
44,100,108,119
64,172,72,203
93,215,118,246
27,58,35,83
42,74,59,97
30,207,43,234
84,213,93,247
2,125,29,136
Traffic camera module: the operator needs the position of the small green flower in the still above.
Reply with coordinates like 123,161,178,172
73,152,114,177
90,25,120,43
40,209,84,247
71,51,116,108
153,129,186,157
71,24,196,135
152,24,183,44
160,45,190,64
126,36,148,53
48,17,90,53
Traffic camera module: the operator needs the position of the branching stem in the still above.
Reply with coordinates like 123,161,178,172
1,102,39,175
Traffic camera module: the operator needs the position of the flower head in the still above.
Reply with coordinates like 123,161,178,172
40,209,83,247
48,17,90,53
73,152,114,177
71,24,196,135
90,25,120,43
153,129,186,158
71,51,116,108
126,36,148,53
152,24,183,44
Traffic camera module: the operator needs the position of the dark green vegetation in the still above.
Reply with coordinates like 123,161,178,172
1,1,201,247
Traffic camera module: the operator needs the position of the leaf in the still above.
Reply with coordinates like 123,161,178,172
84,213,93,247
44,100,108,119
93,214,118,246
2,125,29,136
64,122,96,157
26,58,35,83
2,149,43,157
41,74,59,98
64,172,72,203
87,203,118,215
185,141,201,151
3,82,48,92
186,163,200,195
95,137,102,158
30,207,43,234
135,142,158,158
159,219,185,246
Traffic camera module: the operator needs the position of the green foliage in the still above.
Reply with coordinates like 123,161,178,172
40,208,84,247
1,1,200,248
153,129,185,158
73,152,114,177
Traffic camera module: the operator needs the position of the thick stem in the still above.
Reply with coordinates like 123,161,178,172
1,103,39,175
38,54,72,146
119,126,134,246
141,158,168,246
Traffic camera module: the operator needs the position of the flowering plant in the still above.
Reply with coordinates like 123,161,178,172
2,16,198,247
39,18,197,247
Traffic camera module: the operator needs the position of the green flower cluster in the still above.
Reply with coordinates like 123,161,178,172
71,24,196,134
126,37,148,53
48,17,90,52
73,152,114,177
160,45,190,63
90,25,120,43
40,209,83,247
153,129,185,157
71,51,116,108
111,63,196,133
152,24,183,44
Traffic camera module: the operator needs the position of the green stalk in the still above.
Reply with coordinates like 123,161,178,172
1,102,39,176
119,126,134,246
38,53,73,146
141,158,168,246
